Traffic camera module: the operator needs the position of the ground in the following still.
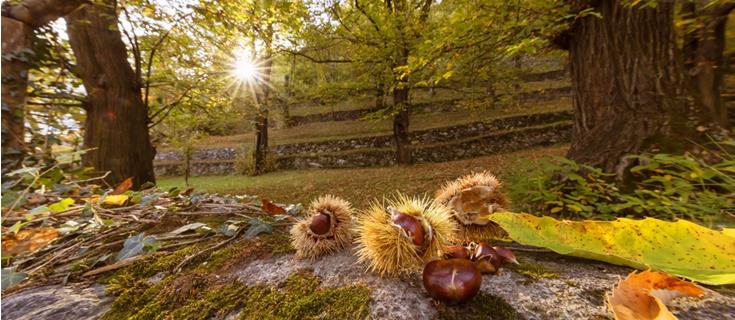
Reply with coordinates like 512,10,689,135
158,145,567,208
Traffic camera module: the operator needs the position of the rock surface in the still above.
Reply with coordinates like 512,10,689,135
3,246,733,320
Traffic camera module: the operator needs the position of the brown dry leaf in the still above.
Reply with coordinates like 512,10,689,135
261,199,286,215
110,177,133,195
607,271,705,320
2,227,59,256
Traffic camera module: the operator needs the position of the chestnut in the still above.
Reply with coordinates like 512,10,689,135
492,246,519,265
391,210,426,247
444,245,471,259
423,258,482,304
309,212,331,235
472,242,501,274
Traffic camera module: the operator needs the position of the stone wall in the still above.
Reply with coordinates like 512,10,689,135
286,87,570,127
154,121,571,175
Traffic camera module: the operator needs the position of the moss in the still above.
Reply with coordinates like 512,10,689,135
435,292,523,320
265,230,296,255
238,270,371,320
101,268,371,320
507,259,559,280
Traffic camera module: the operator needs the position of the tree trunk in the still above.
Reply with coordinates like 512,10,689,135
252,25,274,176
567,0,692,174
682,2,734,127
1,17,31,171
66,0,156,188
253,108,268,174
1,0,87,170
393,86,412,165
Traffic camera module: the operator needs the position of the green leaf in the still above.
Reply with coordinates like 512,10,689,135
1,268,28,289
490,212,735,285
116,233,157,261
48,198,74,213
244,219,272,239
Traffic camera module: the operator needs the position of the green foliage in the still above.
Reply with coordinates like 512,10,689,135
507,152,735,224
234,144,278,176
490,212,735,285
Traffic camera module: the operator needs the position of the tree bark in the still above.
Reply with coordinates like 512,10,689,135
1,17,31,171
252,24,274,175
393,85,412,165
1,0,87,170
682,2,734,127
66,0,155,188
567,0,693,174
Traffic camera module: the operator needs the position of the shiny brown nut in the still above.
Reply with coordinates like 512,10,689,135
423,258,482,304
444,245,471,259
492,246,519,265
309,213,331,235
392,212,425,246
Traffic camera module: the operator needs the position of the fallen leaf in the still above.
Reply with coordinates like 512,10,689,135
2,227,59,256
261,199,286,215
103,195,129,206
168,222,208,235
116,232,156,261
110,177,133,195
490,212,735,285
244,219,272,239
48,198,75,213
607,271,704,320
1,268,28,289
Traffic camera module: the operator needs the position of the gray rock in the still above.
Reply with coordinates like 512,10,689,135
1,284,111,320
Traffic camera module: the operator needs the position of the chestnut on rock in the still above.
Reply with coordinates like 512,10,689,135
354,193,458,275
435,171,510,244
290,195,354,259
423,258,482,304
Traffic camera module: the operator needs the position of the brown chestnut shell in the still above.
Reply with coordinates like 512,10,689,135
423,258,482,304
309,212,332,235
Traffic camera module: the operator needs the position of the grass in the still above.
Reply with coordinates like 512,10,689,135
191,97,571,149
157,145,567,209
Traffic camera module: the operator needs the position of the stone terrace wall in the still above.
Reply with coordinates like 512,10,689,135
154,122,571,175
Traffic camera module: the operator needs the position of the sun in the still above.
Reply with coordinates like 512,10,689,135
233,58,258,82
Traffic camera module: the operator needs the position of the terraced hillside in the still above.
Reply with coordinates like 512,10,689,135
155,72,572,176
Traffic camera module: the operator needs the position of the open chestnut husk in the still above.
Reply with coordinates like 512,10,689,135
423,258,482,304
290,195,354,259
354,193,457,275
434,171,510,243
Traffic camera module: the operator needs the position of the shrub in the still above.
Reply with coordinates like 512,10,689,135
508,150,734,226
234,144,278,176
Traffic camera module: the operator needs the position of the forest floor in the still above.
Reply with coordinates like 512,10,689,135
157,145,567,208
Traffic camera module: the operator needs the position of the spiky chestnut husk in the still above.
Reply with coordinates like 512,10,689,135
354,194,457,275
290,195,353,259
435,171,510,244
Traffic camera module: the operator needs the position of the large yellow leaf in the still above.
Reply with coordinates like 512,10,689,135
489,212,735,285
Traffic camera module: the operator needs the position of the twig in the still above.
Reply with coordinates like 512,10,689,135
173,227,244,273
82,255,144,277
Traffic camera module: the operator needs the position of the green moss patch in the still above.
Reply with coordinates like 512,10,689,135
507,259,559,280
100,268,371,320
435,292,523,320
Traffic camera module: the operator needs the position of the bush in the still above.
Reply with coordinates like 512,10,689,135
507,150,735,226
234,145,278,176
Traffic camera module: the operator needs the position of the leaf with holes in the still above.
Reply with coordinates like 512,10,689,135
490,212,735,285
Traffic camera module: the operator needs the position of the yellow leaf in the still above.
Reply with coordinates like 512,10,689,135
550,207,563,213
608,271,704,320
104,195,129,206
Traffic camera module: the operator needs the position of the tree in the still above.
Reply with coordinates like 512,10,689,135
682,1,735,127
563,0,708,175
66,0,156,187
1,0,87,170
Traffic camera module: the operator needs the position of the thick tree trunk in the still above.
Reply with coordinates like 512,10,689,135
66,0,155,188
1,17,31,171
682,2,734,127
253,109,268,174
1,0,87,170
252,29,274,175
567,0,694,174
393,86,412,165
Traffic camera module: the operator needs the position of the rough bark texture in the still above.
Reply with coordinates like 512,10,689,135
393,87,412,165
66,0,155,188
0,0,87,170
682,2,734,127
252,31,274,175
567,0,691,173
1,17,31,171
